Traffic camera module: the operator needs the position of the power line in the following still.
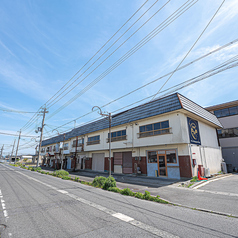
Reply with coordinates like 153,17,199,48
0,107,37,114
151,0,226,101
48,37,234,131
47,0,198,119
44,0,150,107
18,0,151,133
47,55,237,135
0,131,39,138
46,0,164,108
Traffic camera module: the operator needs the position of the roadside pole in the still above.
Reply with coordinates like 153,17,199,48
15,130,21,164
37,108,48,167
92,106,112,177
108,113,112,177
61,134,65,170
73,136,78,172
10,140,16,163
0,144,4,160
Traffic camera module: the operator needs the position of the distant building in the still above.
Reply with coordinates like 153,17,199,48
41,93,223,179
206,100,238,172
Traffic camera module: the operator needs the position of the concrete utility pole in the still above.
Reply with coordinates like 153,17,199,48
61,134,65,170
37,108,48,167
73,136,78,172
92,106,112,177
11,140,16,163
15,130,21,163
0,144,4,160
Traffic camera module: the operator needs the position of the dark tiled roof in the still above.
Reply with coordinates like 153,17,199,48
42,93,222,146
42,93,181,146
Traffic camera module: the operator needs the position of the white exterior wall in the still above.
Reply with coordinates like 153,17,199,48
190,145,222,176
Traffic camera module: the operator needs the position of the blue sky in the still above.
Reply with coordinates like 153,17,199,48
0,0,237,155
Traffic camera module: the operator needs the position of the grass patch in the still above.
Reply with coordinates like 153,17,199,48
53,170,69,177
120,188,135,196
107,187,121,193
190,176,198,182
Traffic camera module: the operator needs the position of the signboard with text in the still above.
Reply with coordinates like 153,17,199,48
187,117,201,145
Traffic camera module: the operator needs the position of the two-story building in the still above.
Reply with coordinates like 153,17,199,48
41,93,223,179
206,100,238,172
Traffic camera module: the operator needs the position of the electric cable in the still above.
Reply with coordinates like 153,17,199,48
47,0,198,119
46,0,165,108
150,0,226,101
48,33,235,131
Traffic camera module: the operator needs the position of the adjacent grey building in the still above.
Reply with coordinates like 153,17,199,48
206,100,238,172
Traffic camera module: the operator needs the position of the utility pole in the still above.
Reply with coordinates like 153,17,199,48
61,134,65,170
11,140,16,163
73,136,78,172
37,108,48,167
15,130,21,164
0,144,4,160
92,106,112,177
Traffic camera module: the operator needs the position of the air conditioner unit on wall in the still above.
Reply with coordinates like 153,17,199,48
205,168,211,178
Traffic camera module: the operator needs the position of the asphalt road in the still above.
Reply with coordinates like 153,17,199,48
0,163,237,238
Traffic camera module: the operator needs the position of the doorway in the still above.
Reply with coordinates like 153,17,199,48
157,153,167,176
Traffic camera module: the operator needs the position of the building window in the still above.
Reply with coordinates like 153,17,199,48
166,150,177,163
214,106,238,118
87,135,100,145
107,130,126,142
148,151,157,163
63,143,69,150
53,146,56,151
46,147,50,152
139,120,170,138
72,138,84,147
148,150,177,164
41,148,45,153
218,128,238,138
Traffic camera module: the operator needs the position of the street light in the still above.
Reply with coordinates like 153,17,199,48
92,106,112,177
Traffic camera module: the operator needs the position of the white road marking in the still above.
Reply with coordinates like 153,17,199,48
193,175,233,189
57,190,68,194
4,165,179,238
112,213,134,222
0,189,9,220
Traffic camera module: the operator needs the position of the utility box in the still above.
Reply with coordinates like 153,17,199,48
205,168,211,177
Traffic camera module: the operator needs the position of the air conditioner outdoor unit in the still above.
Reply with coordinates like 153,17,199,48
205,168,211,178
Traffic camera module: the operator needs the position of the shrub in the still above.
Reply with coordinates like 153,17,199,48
135,192,144,199
53,170,69,177
28,167,32,170
46,172,49,175
102,176,116,190
62,176,71,180
120,188,134,196
190,176,198,182
31,167,42,171
92,176,107,188
143,190,151,200
108,187,121,193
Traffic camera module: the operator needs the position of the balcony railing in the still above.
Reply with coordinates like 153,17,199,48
72,143,83,148
87,140,100,146
107,135,127,143
138,127,171,138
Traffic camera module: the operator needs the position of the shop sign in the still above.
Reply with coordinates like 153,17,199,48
187,117,201,145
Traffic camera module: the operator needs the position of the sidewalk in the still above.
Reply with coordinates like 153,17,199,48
40,167,238,218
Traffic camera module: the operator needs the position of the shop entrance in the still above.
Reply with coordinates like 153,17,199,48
157,153,167,176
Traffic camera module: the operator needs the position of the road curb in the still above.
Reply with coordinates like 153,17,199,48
159,197,238,218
